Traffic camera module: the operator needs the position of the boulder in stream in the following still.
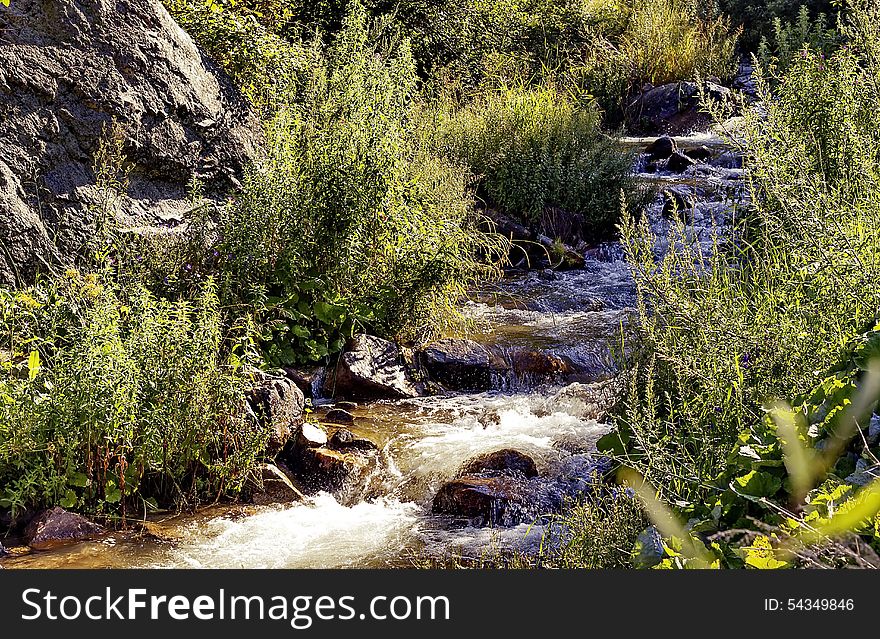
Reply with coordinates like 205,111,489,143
24,507,104,550
510,350,575,383
418,338,510,391
246,375,305,456
644,136,677,161
432,476,527,527
323,334,422,400
661,186,697,220
290,447,380,503
458,449,538,479
665,151,698,173
249,463,308,506
328,428,379,452
296,423,329,449
324,408,355,425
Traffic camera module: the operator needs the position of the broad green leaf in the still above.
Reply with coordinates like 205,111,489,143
731,470,782,499
68,472,90,488
27,350,40,381
60,489,78,509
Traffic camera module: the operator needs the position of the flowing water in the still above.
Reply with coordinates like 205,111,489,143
2,131,747,569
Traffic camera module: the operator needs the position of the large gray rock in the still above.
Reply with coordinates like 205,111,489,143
419,338,510,391
247,375,305,455
627,81,731,135
324,334,422,400
0,0,262,286
24,507,103,550
458,449,538,479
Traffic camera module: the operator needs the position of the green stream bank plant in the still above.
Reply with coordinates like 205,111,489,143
583,0,880,568
0,273,266,521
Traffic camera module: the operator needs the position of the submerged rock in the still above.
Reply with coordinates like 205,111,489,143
324,408,355,425
0,0,262,286
24,507,103,550
249,463,308,506
665,151,698,173
328,428,379,452
324,334,422,400
290,447,380,503
247,375,305,455
510,350,575,382
459,449,539,479
419,338,510,391
644,136,677,161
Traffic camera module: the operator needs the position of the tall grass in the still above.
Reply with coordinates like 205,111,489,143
621,0,739,85
434,85,644,243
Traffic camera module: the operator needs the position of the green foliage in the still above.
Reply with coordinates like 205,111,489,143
620,0,739,86
720,0,841,51
595,1,880,568
757,5,843,77
163,0,316,117
546,490,649,568
205,4,506,365
435,85,644,243
399,0,738,121
0,272,265,519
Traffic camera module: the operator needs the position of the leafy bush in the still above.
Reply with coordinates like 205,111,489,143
604,0,880,520
757,5,843,76
201,4,505,365
720,0,841,51
0,272,264,520
435,85,643,243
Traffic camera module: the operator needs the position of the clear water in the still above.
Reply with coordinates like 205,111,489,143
3,134,745,569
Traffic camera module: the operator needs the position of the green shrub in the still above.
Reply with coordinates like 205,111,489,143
608,0,880,506
204,4,505,365
720,0,841,51
757,5,843,76
0,272,264,520
435,85,643,243
547,490,648,568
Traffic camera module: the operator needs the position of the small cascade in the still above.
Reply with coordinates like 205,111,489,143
4,129,748,570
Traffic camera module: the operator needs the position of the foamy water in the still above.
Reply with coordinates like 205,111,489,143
3,133,746,570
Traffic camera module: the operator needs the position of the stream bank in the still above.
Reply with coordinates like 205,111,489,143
1,126,747,569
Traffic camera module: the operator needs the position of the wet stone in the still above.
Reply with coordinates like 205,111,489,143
328,428,379,452
432,476,526,527
24,507,104,551
644,136,677,161
324,408,355,425
296,423,329,448
249,463,308,506
459,449,539,479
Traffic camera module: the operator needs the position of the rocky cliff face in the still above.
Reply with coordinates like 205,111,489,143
0,0,262,286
